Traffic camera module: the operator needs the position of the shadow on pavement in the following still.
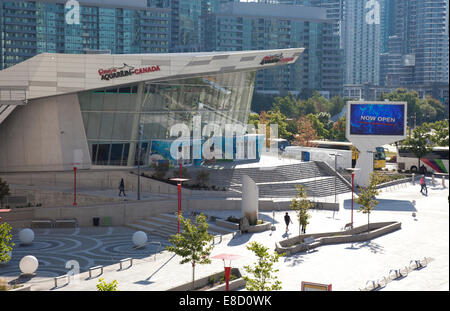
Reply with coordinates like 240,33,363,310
347,240,385,254
343,199,417,212
283,253,306,267
227,233,253,246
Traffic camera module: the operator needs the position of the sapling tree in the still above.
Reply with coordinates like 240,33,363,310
243,241,284,291
166,213,214,290
355,171,382,232
290,185,313,235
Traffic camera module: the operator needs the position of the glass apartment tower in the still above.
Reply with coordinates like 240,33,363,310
0,0,170,69
203,1,343,97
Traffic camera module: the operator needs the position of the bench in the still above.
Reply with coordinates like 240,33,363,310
119,258,133,270
362,280,379,291
31,219,54,228
88,265,103,278
303,237,316,252
54,219,78,228
54,274,69,288
410,258,428,270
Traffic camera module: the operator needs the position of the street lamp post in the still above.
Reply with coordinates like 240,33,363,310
345,167,360,228
137,124,143,201
73,166,78,206
170,177,189,233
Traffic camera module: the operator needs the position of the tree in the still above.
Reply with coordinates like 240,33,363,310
0,178,10,208
257,108,294,146
403,124,434,172
379,89,420,125
248,113,260,128
266,108,293,140
306,113,329,139
166,213,214,290
426,119,449,146
416,96,446,124
290,185,313,235
355,171,382,232
294,116,318,146
329,96,347,117
0,222,14,263
330,116,347,141
243,241,283,291
273,95,298,117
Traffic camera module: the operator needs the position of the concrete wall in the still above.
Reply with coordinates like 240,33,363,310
8,187,121,208
0,93,91,172
0,169,191,196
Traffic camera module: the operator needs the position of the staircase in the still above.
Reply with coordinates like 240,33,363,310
126,213,238,241
204,161,352,198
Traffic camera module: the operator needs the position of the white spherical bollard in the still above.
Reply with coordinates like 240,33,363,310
132,231,147,248
19,255,39,275
19,228,35,245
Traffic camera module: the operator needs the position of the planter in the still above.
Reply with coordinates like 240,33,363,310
246,221,271,233
215,219,239,230
276,221,401,255
8,284,32,291
168,268,244,291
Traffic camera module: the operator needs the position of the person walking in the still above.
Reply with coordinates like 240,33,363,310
119,178,126,197
284,212,293,233
420,175,427,195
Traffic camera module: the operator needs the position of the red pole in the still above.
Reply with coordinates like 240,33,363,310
73,167,78,206
177,183,181,233
351,172,354,226
224,266,231,291
179,163,182,178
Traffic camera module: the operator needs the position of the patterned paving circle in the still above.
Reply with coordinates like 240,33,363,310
0,227,170,282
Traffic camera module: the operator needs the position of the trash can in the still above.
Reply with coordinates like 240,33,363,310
103,216,111,226
93,217,100,227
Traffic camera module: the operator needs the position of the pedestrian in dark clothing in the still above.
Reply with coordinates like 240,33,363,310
420,175,427,195
284,212,293,233
119,178,126,197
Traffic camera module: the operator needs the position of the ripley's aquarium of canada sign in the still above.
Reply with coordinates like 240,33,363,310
98,63,161,81
260,53,294,65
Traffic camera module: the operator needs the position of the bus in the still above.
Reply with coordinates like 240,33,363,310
310,140,386,170
397,146,449,174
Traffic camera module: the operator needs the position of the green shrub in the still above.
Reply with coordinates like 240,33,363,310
96,278,118,291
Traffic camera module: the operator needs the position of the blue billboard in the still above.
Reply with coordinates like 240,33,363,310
350,104,405,136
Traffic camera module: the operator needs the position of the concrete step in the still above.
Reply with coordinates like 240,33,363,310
146,216,178,226
207,222,238,235
135,219,164,229
125,223,156,234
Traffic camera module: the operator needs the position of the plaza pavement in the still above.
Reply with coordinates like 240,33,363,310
2,177,448,291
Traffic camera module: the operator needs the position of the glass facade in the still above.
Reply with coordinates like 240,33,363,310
0,0,170,69
79,70,256,166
